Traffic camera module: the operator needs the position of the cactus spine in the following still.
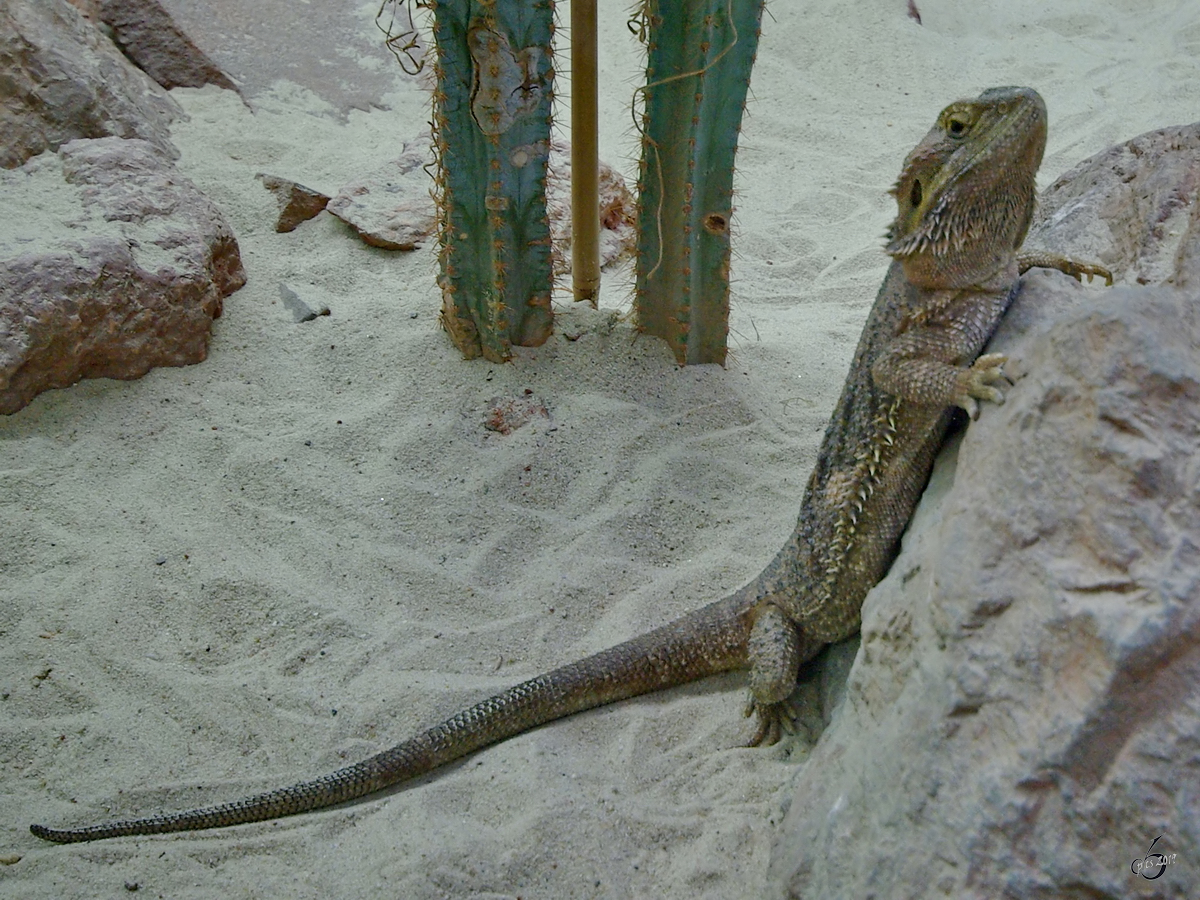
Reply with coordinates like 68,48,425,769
635,0,765,365
430,0,556,362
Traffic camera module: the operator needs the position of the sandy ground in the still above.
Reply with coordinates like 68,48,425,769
4,2,1199,897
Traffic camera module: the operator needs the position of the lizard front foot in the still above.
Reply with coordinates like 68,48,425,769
1017,251,1114,285
1064,261,1114,285
955,352,1009,420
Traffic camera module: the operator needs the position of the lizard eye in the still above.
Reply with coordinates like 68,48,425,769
909,178,922,207
947,117,968,137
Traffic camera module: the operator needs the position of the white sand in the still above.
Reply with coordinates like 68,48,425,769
5,2,1198,896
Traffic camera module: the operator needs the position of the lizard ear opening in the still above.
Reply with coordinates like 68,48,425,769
910,179,923,208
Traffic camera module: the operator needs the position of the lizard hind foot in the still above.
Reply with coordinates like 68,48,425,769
743,696,798,747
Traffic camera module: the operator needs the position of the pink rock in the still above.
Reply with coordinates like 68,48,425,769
545,141,636,275
0,0,181,169
258,174,331,233
0,138,247,414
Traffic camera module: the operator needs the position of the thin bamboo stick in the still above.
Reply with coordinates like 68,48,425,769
570,0,600,305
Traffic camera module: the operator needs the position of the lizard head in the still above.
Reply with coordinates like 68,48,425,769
885,86,1047,289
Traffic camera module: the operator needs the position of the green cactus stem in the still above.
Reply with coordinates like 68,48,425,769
430,0,556,362
634,0,765,366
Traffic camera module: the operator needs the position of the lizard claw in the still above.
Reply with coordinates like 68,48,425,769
956,352,1009,420
1064,261,1114,286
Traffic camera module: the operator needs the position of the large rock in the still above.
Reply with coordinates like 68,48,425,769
0,137,246,415
768,126,1200,898
1027,122,1200,291
0,0,181,169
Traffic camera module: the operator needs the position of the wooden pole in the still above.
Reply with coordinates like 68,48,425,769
570,0,600,305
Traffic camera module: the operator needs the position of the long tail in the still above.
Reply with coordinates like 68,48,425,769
31,592,754,843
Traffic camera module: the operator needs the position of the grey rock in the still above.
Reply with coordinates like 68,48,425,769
98,0,240,93
0,0,181,169
326,135,435,251
279,283,330,323
1026,122,1200,291
0,137,246,414
65,0,102,22
768,126,1200,899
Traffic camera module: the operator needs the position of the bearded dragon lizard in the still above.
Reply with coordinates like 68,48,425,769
31,86,1110,843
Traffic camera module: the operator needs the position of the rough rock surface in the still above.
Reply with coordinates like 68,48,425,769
767,126,1200,899
325,135,435,251
0,0,181,169
98,0,240,93
0,137,246,415
65,0,102,21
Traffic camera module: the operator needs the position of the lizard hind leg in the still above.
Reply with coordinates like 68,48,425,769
744,600,803,746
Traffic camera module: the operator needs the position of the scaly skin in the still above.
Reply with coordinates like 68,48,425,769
31,87,1110,843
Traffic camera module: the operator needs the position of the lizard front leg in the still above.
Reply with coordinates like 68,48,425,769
871,289,1014,419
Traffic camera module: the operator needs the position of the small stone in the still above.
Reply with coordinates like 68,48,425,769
483,395,550,435
279,283,330,323
258,174,331,233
